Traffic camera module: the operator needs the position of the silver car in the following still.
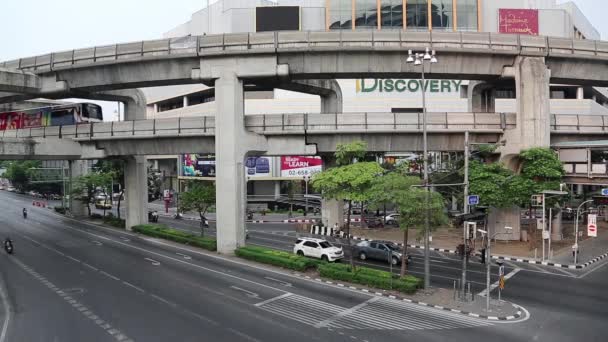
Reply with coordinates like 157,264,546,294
353,240,411,266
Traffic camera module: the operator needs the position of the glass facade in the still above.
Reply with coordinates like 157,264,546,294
431,0,453,31
329,0,353,30
457,0,478,31
327,0,478,31
406,0,428,30
355,0,379,29
381,0,403,28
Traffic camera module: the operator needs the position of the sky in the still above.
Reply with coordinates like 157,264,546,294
0,0,605,118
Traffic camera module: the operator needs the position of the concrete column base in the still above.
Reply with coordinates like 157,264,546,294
125,156,148,230
321,199,344,229
69,160,88,217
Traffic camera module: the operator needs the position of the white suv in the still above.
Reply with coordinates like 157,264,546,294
293,238,343,262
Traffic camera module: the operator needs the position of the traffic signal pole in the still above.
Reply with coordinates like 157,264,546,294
462,131,469,299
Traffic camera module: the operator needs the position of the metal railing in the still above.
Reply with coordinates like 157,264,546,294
2,31,608,72
0,113,605,140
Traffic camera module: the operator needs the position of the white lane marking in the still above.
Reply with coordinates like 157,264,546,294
230,286,260,299
254,293,293,307
478,268,521,296
91,240,103,246
82,263,99,272
264,277,292,287
10,258,133,341
430,259,447,264
551,266,577,277
176,253,192,260
120,237,130,242
579,259,608,279
227,328,262,342
122,281,145,293
99,271,121,281
0,265,11,342
144,258,161,266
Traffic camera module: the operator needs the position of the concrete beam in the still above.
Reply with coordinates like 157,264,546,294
0,68,40,93
0,137,83,160
468,81,496,113
91,136,215,156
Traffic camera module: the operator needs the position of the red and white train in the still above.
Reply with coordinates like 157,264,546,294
0,103,103,131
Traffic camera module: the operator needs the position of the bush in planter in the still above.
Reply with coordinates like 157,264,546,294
54,206,66,214
132,224,216,251
318,263,421,294
91,213,103,219
235,246,319,271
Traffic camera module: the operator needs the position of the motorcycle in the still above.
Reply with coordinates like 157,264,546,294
173,212,183,220
4,238,13,254
148,211,159,223
22,208,27,219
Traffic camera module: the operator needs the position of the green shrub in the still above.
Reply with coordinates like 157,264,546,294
54,206,66,214
235,246,318,271
91,213,103,219
318,263,422,294
132,224,216,251
103,215,125,228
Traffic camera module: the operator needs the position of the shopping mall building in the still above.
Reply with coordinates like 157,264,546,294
142,0,604,210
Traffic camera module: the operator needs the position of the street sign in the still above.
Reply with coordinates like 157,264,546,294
498,265,505,277
602,188,608,196
467,195,479,206
588,214,598,237
542,230,550,240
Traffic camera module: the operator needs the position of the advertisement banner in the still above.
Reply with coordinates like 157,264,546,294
281,156,323,178
245,156,273,178
499,9,539,35
183,154,216,177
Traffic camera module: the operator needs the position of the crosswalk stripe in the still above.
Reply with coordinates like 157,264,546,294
256,294,491,331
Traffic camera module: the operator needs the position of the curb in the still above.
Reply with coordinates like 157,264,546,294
296,274,523,321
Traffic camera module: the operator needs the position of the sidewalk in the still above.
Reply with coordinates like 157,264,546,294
552,222,608,265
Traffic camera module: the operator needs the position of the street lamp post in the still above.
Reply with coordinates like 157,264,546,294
478,227,512,313
406,48,437,289
575,199,594,264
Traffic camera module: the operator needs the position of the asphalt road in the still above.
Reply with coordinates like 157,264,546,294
1,191,607,341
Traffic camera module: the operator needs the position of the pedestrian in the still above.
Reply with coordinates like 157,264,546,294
572,244,579,261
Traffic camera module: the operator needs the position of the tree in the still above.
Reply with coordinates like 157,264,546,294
178,181,216,237
71,172,113,217
369,172,422,275
148,168,162,201
312,161,383,267
396,188,448,274
95,159,125,219
3,160,41,191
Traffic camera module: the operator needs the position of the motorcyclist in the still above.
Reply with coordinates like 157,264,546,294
4,238,13,254
23,208,27,219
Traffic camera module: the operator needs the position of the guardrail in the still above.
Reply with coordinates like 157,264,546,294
2,31,608,72
0,112,605,140
564,163,608,178
0,112,512,140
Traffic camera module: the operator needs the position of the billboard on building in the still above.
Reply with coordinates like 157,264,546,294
182,155,274,178
280,156,322,178
245,157,273,178
183,154,216,177
499,9,539,35
256,6,300,32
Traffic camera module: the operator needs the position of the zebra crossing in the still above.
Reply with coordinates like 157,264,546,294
256,293,492,331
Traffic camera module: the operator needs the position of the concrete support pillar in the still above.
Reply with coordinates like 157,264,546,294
274,181,281,200
153,104,158,113
468,81,496,113
501,57,550,164
183,96,189,108
551,210,563,241
320,80,343,114
215,71,267,254
322,199,344,229
577,184,584,195
69,160,88,217
125,156,148,230
576,87,584,100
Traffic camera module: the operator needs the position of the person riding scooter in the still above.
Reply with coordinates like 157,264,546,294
4,238,13,254
22,208,27,219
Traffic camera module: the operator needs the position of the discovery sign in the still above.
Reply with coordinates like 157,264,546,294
356,79,463,94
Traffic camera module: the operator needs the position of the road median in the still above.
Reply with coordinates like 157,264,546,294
132,224,217,251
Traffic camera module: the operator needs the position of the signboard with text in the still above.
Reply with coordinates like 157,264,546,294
588,214,598,237
499,9,539,36
280,156,322,178
245,156,273,178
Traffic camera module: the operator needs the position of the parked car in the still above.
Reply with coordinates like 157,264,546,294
353,240,410,266
384,213,400,225
293,237,343,262
95,198,112,209
6,187,15,192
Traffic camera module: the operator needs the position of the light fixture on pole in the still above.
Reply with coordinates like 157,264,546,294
406,47,438,290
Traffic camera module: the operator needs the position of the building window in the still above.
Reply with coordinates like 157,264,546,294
329,0,353,30
431,0,453,31
381,0,403,28
457,0,478,31
355,0,378,29
406,0,428,30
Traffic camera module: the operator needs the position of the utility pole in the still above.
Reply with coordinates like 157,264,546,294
462,131,469,298
406,48,437,290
